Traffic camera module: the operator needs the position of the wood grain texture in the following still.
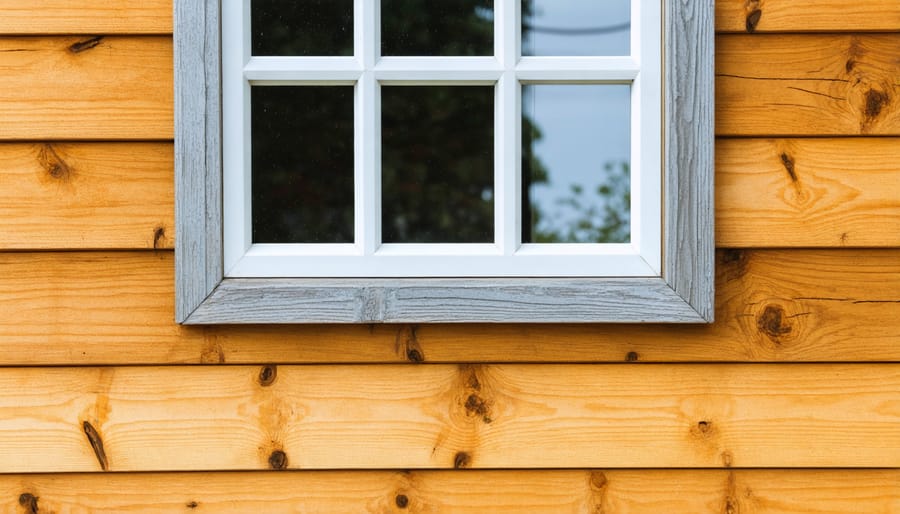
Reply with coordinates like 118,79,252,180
5,139,898,251
717,0,900,33
1,250,899,364
665,0,716,322
189,277,706,324
717,34,900,136
0,363,898,471
0,0,172,34
717,138,900,247
2,470,898,513
0,36,172,140
174,0,222,322
0,143,174,250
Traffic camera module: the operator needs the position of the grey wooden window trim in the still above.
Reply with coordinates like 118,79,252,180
174,0,715,324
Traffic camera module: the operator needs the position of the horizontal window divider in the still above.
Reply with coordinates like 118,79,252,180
516,70,639,82
375,70,503,83
375,56,501,71
244,56,362,72
517,56,639,71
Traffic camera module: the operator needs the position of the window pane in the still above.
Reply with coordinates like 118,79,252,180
251,0,353,56
382,86,494,243
522,0,630,56
251,86,355,243
381,0,494,56
522,84,631,243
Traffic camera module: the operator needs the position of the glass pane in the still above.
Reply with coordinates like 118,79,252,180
251,86,355,243
522,84,631,243
251,0,353,56
381,0,494,56
522,0,630,56
382,86,494,243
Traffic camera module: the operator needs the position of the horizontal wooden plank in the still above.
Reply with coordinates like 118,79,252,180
3,470,898,513
716,138,900,247
0,34,896,140
0,37,172,140
0,363,898,471
716,0,900,33
0,249,899,364
0,1,172,35
717,34,900,136
5,139,899,250
0,143,173,250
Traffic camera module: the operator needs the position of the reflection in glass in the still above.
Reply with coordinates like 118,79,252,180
382,86,494,243
381,0,494,56
251,86,354,243
251,0,353,56
522,0,630,56
522,85,631,243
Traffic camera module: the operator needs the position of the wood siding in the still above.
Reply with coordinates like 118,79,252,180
1,1,898,512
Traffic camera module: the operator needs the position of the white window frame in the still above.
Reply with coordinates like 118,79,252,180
174,0,715,323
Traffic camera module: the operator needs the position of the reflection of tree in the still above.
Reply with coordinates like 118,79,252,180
529,162,630,243
250,0,630,245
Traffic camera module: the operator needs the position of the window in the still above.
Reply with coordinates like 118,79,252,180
174,0,714,324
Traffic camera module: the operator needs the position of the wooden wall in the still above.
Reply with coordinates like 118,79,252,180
1,1,899,512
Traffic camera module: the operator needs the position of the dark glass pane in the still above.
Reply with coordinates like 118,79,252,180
381,0,494,56
522,0,630,56
251,86,354,243
252,0,353,56
382,86,494,243
522,84,631,243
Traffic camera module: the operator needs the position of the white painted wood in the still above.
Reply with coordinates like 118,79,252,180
176,0,715,323
226,253,658,279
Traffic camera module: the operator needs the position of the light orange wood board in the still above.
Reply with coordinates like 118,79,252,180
0,363,898,471
717,34,900,136
716,0,900,33
0,250,898,365
0,37,172,140
716,138,900,247
0,0,172,34
0,143,173,249
2,470,898,514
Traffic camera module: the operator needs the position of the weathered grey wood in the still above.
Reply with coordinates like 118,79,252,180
174,0,223,322
175,1,715,324
186,278,706,324
664,0,716,322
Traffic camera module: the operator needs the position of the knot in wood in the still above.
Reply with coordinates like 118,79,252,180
625,351,639,362
19,493,39,514
464,394,492,423
745,9,762,32
453,451,471,469
395,494,409,508
864,89,890,120
258,364,277,386
757,304,792,342
589,471,608,491
268,449,288,470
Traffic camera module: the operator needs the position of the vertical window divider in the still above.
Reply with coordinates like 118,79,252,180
496,0,519,256
358,0,378,256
